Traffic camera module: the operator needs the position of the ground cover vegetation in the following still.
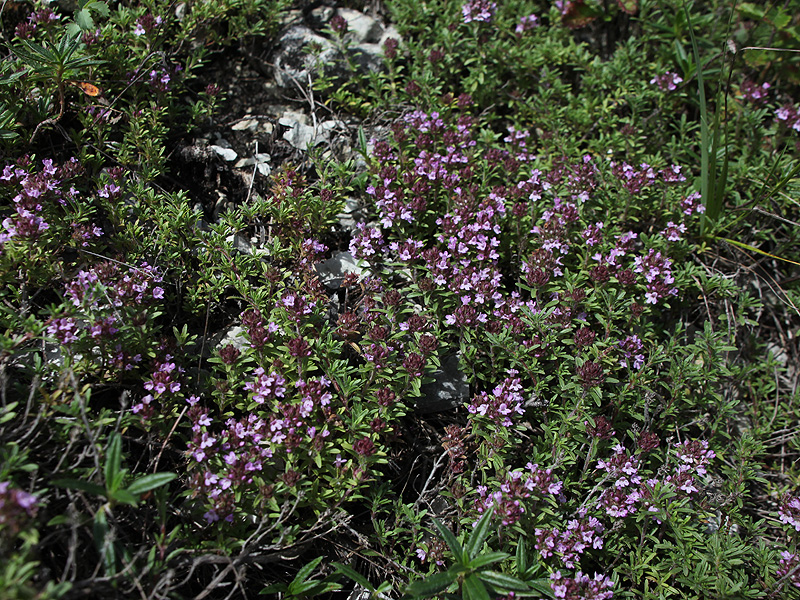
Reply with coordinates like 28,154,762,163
0,0,799,597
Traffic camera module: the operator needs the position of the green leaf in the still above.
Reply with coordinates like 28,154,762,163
477,571,530,592
109,488,138,506
357,125,368,158
332,562,374,591
515,537,527,574
527,578,556,598
93,507,116,576
74,9,95,31
431,518,465,565
259,583,288,594
463,574,490,600
405,570,459,598
86,0,110,17
464,507,494,560
467,551,508,570
52,478,106,497
104,433,122,491
291,556,324,587
126,472,177,495
289,579,329,595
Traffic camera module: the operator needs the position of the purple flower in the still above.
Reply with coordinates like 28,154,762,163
776,104,800,131
244,367,287,404
650,71,683,91
47,317,80,344
680,191,705,216
516,14,540,34
549,570,614,600
462,0,497,23
778,495,800,532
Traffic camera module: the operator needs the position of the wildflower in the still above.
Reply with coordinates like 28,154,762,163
778,495,800,532
549,571,614,600
650,71,683,92
462,0,497,23
660,221,686,242
353,437,376,457
516,14,540,34
329,14,348,36
740,80,770,104
577,361,604,388
776,551,800,589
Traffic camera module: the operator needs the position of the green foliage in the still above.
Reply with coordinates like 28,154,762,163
405,509,543,599
0,0,799,597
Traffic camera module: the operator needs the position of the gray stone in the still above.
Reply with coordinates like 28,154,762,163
282,119,343,150
315,251,363,289
272,23,389,92
279,110,309,127
272,25,338,90
212,326,250,355
417,354,470,413
337,8,384,44
231,118,258,132
307,5,334,29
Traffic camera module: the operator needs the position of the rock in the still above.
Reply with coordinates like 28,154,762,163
279,110,309,127
417,354,470,414
231,117,258,131
380,24,402,48
272,24,389,92
209,139,237,161
307,5,334,29
226,234,253,255
336,8,384,44
337,197,363,232
315,251,363,289
282,119,343,150
211,326,250,355
272,25,338,90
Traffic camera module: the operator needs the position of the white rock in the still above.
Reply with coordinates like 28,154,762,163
209,145,237,161
337,8,384,44
231,118,258,131
315,251,363,289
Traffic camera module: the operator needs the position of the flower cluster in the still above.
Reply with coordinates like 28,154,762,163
650,71,683,92
467,372,525,427
65,261,165,309
679,191,705,216
14,7,61,39
535,517,605,568
245,368,287,404
617,335,644,370
596,445,643,518
593,439,715,523
632,249,676,304
776,551,800,589
0,481,38,535
475,463,564,526
739,80,770,104
665,439,715,495
776,103,800,132
134,354,185,418
462,0,497,24
778,494,800,532
349,223,385,259
516,14,540,34
549,570,614,600
133,13,163,36
1,158,84,248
